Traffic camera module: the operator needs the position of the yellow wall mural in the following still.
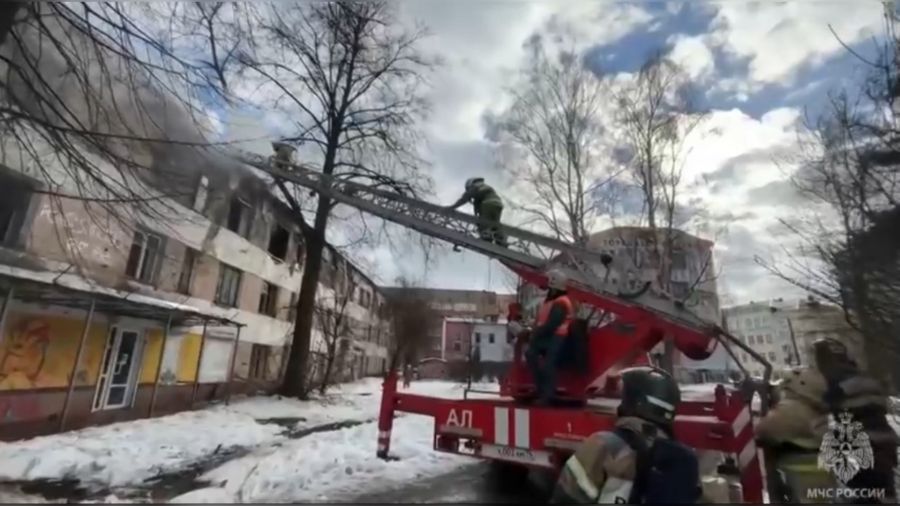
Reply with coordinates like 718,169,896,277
0,309,203,392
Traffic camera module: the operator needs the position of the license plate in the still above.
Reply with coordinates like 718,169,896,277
480,443,553,467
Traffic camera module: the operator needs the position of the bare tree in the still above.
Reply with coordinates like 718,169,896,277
756,7,900,386
237,1,433,398
615,51,707,372
0,2,233,281
385,277,435,373
489,32,616,246
312,264,355,395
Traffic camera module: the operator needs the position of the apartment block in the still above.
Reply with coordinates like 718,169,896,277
0,138,388,440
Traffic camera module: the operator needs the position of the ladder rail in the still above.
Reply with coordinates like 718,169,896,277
237,150,614,268
233,149,720,337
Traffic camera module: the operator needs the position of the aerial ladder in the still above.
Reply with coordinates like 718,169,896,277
233,144,774,502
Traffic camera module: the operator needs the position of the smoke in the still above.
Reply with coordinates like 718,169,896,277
0,3,253,191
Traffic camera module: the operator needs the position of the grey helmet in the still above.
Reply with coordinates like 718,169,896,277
465,177,484,191
617,366,681,430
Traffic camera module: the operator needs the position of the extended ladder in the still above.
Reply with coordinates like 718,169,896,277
232,149,715,332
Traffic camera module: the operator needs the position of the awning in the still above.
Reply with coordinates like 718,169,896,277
0,264,241,327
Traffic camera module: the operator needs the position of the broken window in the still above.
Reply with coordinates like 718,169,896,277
249,344,270,380
258,282,279,317
226,195,253,238
0,172,34,247
268,223,289,261
177,248,197,295
215,263,242,307
125,230,163,284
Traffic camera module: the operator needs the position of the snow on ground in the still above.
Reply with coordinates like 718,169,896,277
0,378,495,496
0,408,284,490
186,413,470,503
168,380,499,503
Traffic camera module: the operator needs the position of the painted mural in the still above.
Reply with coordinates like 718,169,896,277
0,313,108,390
0,309,211,392
0,319,51,389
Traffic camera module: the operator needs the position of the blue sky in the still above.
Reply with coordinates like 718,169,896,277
219,0,889,305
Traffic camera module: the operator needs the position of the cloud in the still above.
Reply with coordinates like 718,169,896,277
744,180,802,208
707,1,884,87
239,0,883,306
668,34,716,81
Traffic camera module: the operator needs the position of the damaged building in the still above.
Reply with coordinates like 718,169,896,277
0,137,389,440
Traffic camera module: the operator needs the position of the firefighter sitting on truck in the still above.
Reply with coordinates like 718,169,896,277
755,366,836,504
550,367,702,504
526,269,574,405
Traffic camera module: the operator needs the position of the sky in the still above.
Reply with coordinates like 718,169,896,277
224,0,890,306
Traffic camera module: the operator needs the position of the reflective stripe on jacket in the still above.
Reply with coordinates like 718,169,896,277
755,395,829,451
536,295,573,338
553,417,658,504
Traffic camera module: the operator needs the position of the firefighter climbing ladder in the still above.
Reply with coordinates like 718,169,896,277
233,149,715,333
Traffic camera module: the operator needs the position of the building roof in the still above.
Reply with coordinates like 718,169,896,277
0,264,241,327
588,226,715,249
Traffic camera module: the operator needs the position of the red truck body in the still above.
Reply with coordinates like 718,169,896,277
376,263,766,503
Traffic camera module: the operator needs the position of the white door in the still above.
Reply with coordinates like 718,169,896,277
93,326,145,410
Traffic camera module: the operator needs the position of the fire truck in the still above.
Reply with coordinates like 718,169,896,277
238,145,775,503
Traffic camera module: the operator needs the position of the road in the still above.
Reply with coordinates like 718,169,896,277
351,462,554,503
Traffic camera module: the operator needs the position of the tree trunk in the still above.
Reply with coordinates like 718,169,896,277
279,126,340,399
280,224,327,398
319,346,337,395
0,2,23,48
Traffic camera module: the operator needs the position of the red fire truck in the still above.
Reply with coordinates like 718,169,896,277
240,145,774,502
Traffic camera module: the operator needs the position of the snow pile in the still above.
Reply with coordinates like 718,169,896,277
0,378,489,498
192,414,470,502
0,408,283,489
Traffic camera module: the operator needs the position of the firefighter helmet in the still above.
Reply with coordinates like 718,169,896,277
617,366,681,430
546,268,568,291
464,177,484,190
779,367,827,409
812,337,857,380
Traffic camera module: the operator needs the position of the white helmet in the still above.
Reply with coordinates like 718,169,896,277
546,268,568,290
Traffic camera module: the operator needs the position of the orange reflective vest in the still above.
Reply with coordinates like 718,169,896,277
536,295,574,338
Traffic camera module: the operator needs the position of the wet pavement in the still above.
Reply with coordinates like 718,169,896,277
351,461,555,503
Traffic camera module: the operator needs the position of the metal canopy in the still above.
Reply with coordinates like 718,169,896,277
0,273,240,328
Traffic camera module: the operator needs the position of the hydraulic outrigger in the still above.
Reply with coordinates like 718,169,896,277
232,145,775,503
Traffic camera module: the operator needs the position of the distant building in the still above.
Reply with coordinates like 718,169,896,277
380,287,514,361
724,299,796,379
471,321,513,363
723,296,863,380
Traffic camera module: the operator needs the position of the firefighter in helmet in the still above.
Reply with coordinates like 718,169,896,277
526,268,574,405
445,177,507,247
551,367,701,504
813,338,897,503
755,367,836,503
